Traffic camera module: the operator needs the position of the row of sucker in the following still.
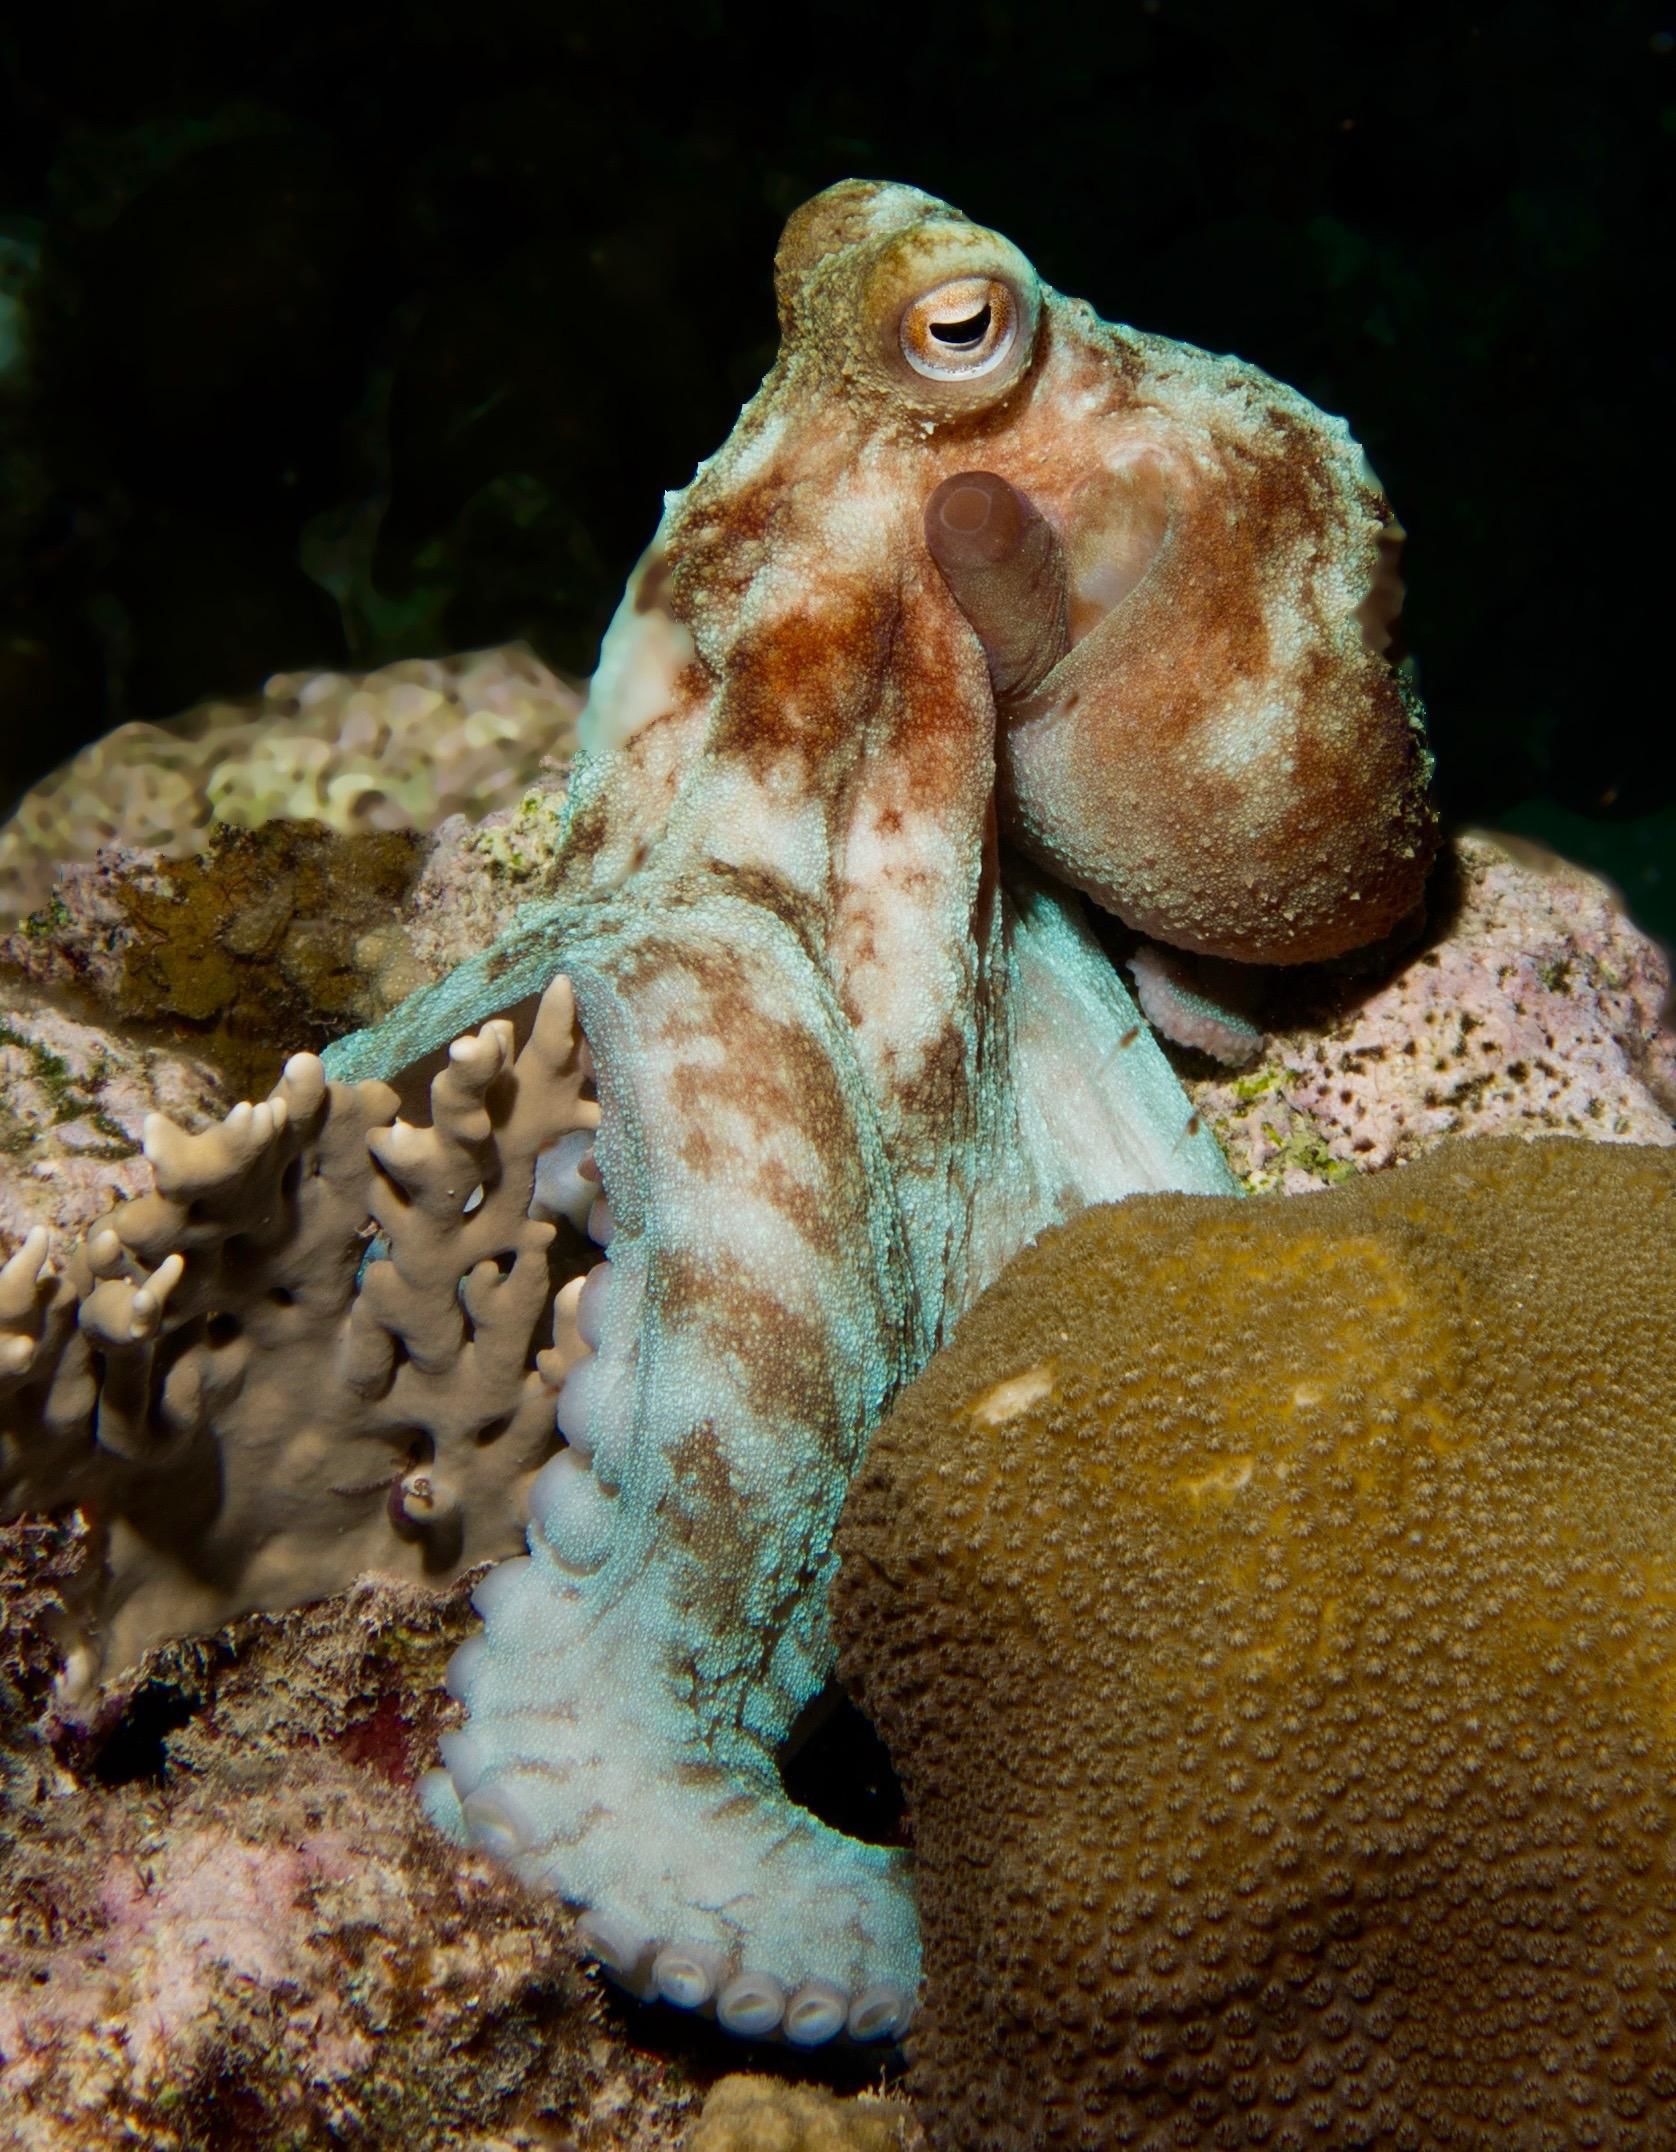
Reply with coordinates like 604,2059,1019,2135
423,1006,911,2048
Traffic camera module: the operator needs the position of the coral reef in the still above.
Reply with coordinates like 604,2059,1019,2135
0,643,580,924
7,167,1440,2064
3,151,1660,2117
836,1134,1676,2150
684,2075,917,2151
0,70,1660,2135
0,974,595,1688
1188,830,1676,1189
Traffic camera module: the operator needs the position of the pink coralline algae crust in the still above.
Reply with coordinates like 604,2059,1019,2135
1187,830,1676,1192
0,1574,796,2152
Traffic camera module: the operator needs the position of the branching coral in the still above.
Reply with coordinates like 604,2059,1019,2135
836,1134,1676,2150
0,975,595,1688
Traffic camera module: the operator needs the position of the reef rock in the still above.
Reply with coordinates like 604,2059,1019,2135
835,1134,1676,2151
0,994,227,1247
0,649,576,1098
0,1568,713,2152
0,642,580,926
1187,829,1676,1189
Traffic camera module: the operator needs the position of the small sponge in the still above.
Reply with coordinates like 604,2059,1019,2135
684,2074,911,2152
836,1135,1676,2150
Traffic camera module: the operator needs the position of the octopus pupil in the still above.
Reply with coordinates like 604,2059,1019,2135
931,303,991,347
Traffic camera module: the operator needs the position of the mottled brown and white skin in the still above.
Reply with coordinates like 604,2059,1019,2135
321,179,1431,2044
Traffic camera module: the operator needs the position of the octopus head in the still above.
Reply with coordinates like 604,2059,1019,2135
755,179,1438,966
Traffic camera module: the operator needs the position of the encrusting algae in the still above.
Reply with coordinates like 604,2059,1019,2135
835,1134,1676,2151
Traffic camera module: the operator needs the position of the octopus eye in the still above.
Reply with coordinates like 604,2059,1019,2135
900,276,1021,380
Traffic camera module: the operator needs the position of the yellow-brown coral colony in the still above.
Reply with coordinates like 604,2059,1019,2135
835,1136,1676,2150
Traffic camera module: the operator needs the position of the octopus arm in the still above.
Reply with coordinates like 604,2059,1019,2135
340,888,923,2040
1002,869,1239,1207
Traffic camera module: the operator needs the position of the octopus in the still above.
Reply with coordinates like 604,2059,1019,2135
322,179,1436,2045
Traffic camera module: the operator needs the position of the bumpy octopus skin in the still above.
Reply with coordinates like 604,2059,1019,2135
322,179,1430,2042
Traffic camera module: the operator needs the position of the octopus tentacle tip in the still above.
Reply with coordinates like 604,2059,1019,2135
1127,941,1265,1066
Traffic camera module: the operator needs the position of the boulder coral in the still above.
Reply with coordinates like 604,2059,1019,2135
835,1135,1676,2150
0,643,580,926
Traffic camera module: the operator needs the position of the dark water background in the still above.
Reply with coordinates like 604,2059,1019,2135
0,0,1669,939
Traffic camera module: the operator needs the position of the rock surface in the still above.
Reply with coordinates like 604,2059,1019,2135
0,645,580,924
683,2075,917,2150
1187,830,1675,1190
0,1566,917,2150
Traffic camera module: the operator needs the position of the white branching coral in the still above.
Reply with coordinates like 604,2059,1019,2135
0,975,597,1690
